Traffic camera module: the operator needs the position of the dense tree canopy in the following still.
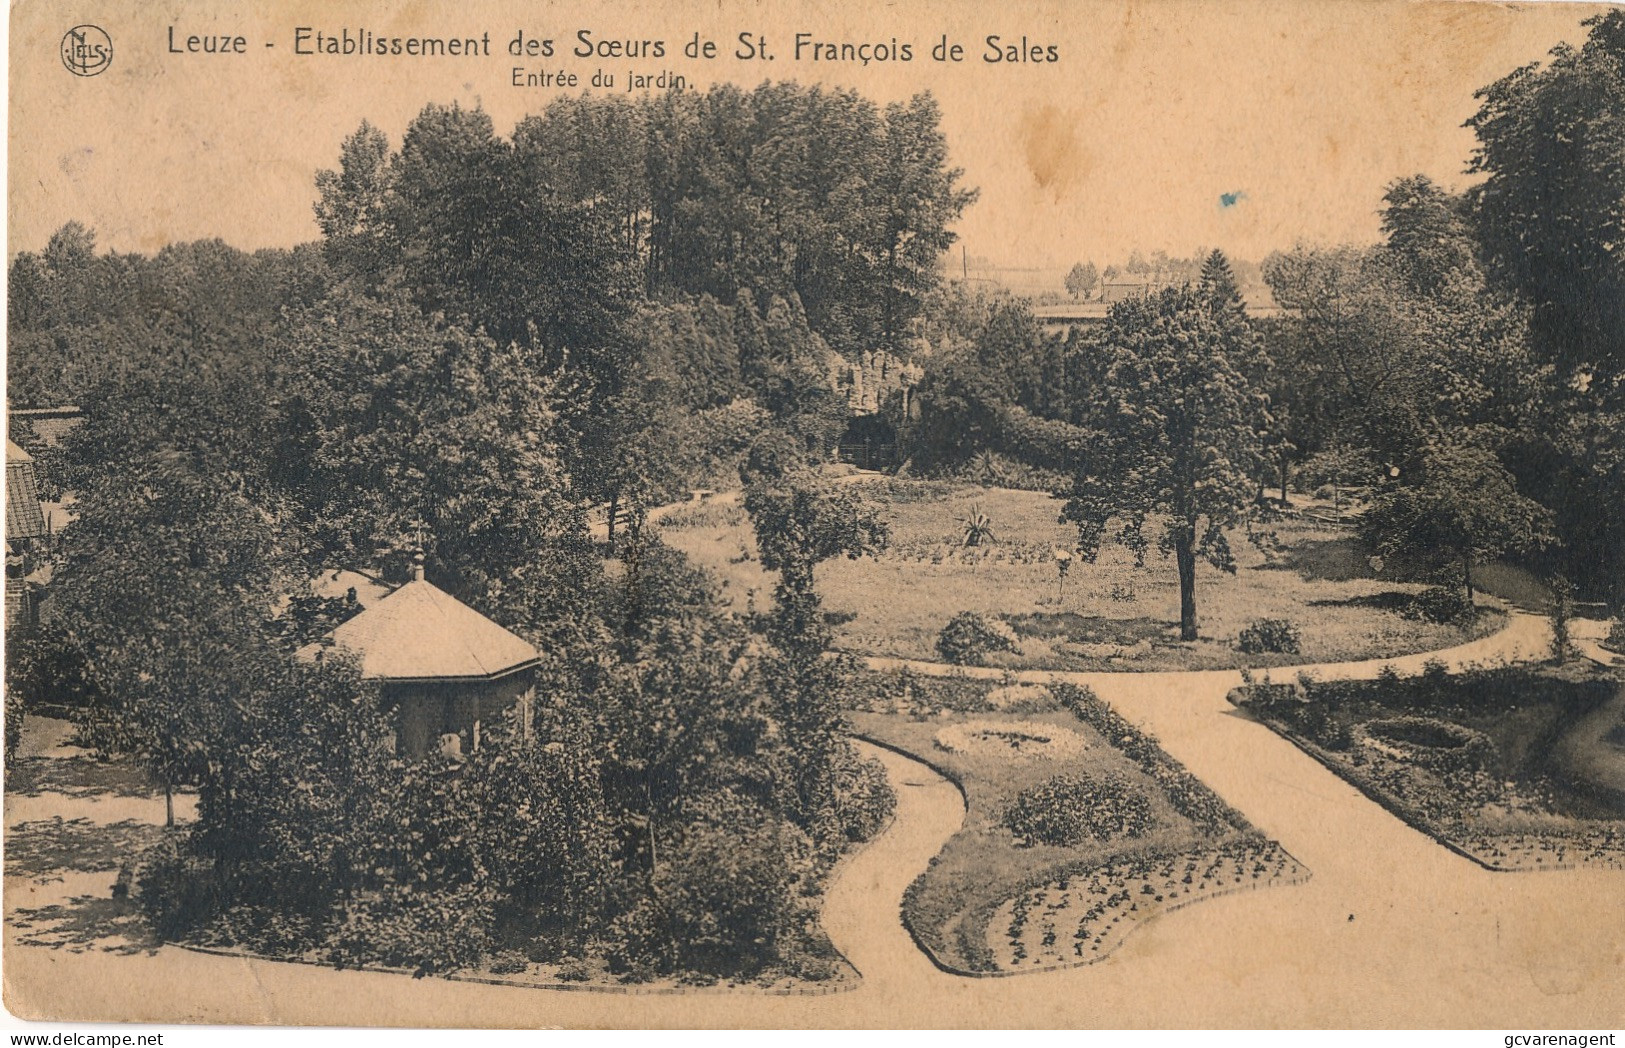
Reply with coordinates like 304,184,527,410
9,85,944,981
515,85,975,354
1468,11,1625,383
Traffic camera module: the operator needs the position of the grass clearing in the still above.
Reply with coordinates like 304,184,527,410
850,673,1306,973
1236,664,1625,870
661,480,1506,671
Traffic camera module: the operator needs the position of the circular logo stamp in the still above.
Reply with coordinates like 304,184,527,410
61,25,113,76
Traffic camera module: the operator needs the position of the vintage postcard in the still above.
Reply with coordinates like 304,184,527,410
5,0,1624,1032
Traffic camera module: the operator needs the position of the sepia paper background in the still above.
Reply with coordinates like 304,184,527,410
6,0,1624,1030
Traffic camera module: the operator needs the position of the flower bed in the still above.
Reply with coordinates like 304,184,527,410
855,679,1308,975
934,719,1089,762
989,840,1308,970
1003,772,1153,846
1450,827,1625,871
1243,665,1625,872
1353,716,1494,771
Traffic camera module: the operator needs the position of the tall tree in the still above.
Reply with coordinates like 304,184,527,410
870,94,979,350
1466,12,1625,605
1468,10,1625,381
1199,249,1244,310
741,440,888,844
1360,439,1553,604
1062,286,1271,640
1065,261,1099,301
1381,175,1481,299
49,373,302,824
312,119,394,281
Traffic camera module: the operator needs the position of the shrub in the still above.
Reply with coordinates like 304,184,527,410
326,883,496,976
1420,657,1453,691
1003,772,1153,846
936,612,1021,665
958,505,996,547
1296,448,1381,492
651,795,819,977
137,841,221,942
488,951,529,975
955,450,1068,492
1602,619,1625,655
1301,697,1329,735
555,958,594,982
4,625,104,717
832,747,896,842
1237,618,1302,655
1404,585,1472,624
4,686,22,770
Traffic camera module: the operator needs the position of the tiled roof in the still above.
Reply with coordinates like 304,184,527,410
6,442,48,541
302,579,539,681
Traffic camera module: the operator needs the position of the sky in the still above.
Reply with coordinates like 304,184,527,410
7,0,1614,268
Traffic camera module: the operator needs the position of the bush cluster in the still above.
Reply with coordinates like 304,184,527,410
1236,618,1302,655
135,588,897,984
1403,585,1473,624
845,666,981,714
1003,772,1153,846
936,611,1021,665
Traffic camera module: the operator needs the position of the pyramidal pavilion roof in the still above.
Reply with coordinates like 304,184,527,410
305,577,540,682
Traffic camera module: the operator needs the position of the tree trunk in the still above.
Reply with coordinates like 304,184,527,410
644,780,659,885
606,490,618,549
1280,453,1290,505
1175,529,1199,641
164,778,174,829
1463,554,1474,606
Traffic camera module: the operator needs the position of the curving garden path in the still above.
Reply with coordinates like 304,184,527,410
7,611,1624,1028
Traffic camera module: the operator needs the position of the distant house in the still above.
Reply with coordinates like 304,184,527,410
6,440,50,635
1099,282,1155,303
9,406,84,449
299,558,540,759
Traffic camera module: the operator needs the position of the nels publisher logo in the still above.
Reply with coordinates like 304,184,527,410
61,24,113,76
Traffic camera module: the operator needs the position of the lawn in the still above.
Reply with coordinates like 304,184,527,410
3,717,180,958
660,479,1506,672
848,672,1307,973
1236,663,1625,870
